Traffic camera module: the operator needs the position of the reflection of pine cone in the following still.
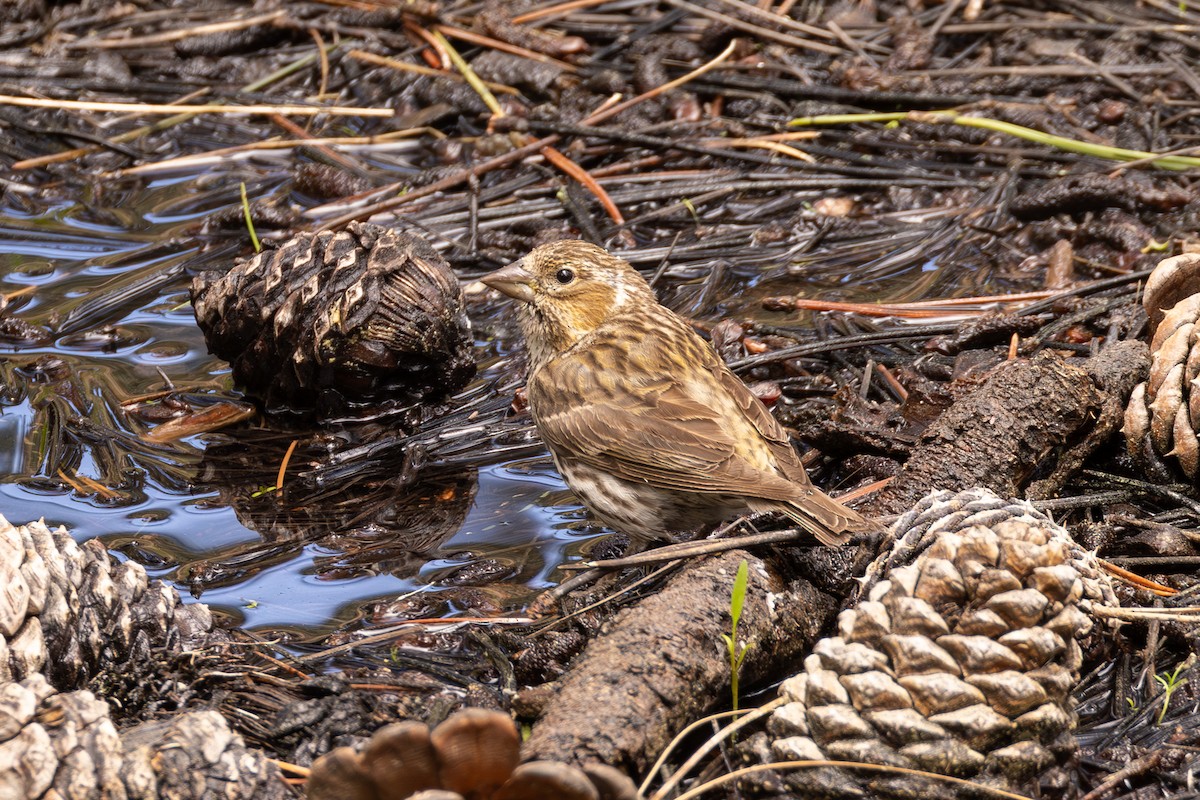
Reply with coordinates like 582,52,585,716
192,223,475,418
1124,252,1200,479
764,489,1115,798
306,708,637,800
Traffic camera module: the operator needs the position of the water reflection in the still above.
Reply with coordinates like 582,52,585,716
0,312,597,647
0,183,591,646
0,169,961,648
191,433,482,592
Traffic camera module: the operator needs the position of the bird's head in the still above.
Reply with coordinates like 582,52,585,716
481,240,654,364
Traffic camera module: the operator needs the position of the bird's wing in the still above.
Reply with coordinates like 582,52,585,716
529,366,805,501
711,365,866,540
707,363,816,486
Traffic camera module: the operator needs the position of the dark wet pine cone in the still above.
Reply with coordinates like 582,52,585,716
762,489,1116,799
306,707,638,800
192,223,475,418
1124,252,1200,481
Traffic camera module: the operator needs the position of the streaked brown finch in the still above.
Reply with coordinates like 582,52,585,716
481,240,863,547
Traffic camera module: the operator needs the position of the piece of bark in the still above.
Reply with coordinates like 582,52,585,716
521,550,834,772
1028,341,1148,498
871,345,1145,515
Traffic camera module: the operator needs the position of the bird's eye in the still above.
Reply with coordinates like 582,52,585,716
555,268,575,284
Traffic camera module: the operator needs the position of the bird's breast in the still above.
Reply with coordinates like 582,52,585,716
554,457,744,540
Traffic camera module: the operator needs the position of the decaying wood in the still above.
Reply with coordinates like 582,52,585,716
522,549,834,772
874,342,1148,514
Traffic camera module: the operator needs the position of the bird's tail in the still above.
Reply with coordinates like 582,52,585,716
754,490,868,547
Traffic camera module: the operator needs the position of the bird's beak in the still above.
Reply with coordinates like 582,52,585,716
480,260,537,304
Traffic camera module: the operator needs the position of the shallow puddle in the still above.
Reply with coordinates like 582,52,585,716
0,177,992,654
0,188,615,649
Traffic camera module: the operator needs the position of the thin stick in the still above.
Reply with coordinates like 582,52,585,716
276,439,299,491
66,10,285,49
434,30,505,117
314,41,736,228
562,529,811,571
348,49,520,94
434,30,626,225
309,28,331,101
1079,751,1164,800
110,130,425,176
1100,560,1177,596
535,560,682,633
316,134,559,229
0,95,392,117
294,616,534,662
705,0,854,43
838,477,893,503
20,40,338,170
434,23,577,70
12,90,209,170
649,698,786,800
639,707,768,795
1095,606,1200,622
781,299,986,318
711,137,816,162
270,114,372,177
664,0,842,55
791,110,1200,171
514,0,616,23
584,39,738,127
240,182,261,252
541,145,626,224
874,363,908,402
268,759,311,777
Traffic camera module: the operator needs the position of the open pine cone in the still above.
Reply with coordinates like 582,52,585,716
762,489,1116,799
192,223,475,419
1124,252,1200,479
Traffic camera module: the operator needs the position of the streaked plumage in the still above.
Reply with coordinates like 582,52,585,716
481,240,863,547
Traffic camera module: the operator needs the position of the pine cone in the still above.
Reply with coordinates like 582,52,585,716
0,517,284,800
192,223,475,419
1124,252,1200,480
763,489,1116,798
306,708,637,800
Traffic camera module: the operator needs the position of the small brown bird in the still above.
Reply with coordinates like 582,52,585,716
481,240,863,547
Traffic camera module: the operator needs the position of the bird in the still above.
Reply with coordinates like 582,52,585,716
480,240,864,547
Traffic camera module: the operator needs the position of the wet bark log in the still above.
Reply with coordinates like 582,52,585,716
521,549,834,772
872,342,1148,514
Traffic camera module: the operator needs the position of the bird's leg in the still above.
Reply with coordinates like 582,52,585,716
705,510,777,541
706,515,752,540
529,528,646,614
706,512,780,541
